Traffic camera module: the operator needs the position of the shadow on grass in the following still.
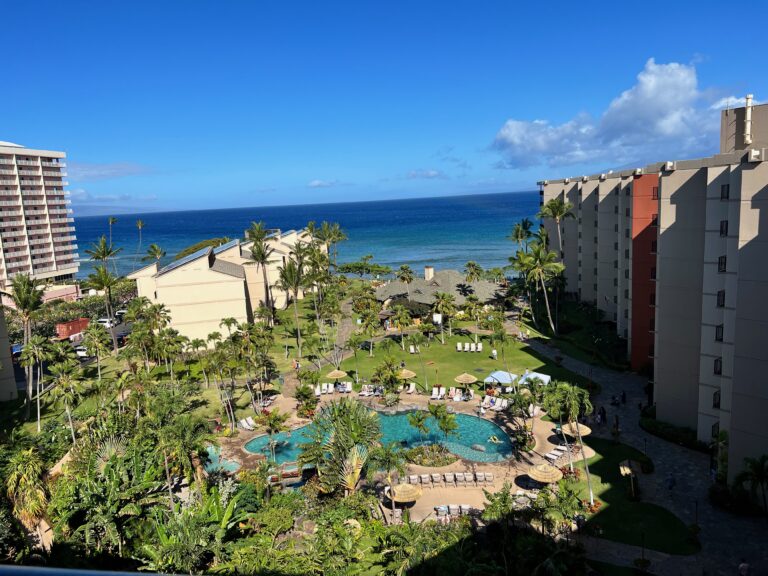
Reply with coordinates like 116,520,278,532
579,436,699,555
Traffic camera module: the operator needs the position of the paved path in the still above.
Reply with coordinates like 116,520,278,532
527,339,768,576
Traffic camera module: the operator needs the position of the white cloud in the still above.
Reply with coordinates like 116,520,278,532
407,169,447,180
68,161,151,181
709,95,762,110
69,187,157,205
493,58,732,170
307,179,339,188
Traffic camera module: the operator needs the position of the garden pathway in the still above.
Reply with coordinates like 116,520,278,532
526,339,768,576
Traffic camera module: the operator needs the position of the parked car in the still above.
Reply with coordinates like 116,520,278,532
115,309,128,320
97,317,116,328
74,345,90,359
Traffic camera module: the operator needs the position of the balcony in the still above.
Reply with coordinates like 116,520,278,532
2,240,27,248
23,199,46,206
0,180,17,185
18,170,40,176
16,160,38,166
45,180,69,186
0,169,14,175
51,226,75,233
0,158,14,165
0,201,21,207
50,217,74,224
42,161,66,168
29,237,50,245
1,229,26,238
0,210,22,217
42,170,67,177
53,234,77,242
30,247,52,256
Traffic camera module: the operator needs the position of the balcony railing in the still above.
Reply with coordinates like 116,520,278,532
1,230,26,238
23,200,46,206
0,179,17,185
30,247,52,256
42,161,66,167
16,160,38,166
0,158,14,165
45,180,69,186
18,170,40,176
42,170,67,177
0,201,21,206
0,169,14,175
51,226,75,233
29,237,51,245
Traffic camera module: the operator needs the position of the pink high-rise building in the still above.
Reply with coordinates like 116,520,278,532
0,141,78,289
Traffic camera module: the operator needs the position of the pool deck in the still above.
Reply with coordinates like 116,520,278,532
216,389,595,519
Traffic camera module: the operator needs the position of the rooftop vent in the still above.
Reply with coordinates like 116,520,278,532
424,266,434,281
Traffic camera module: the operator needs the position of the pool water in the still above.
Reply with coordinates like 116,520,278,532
204,445,241,473
244,410,514,465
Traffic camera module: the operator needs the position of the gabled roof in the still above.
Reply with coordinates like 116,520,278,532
155,239,242,278
376,269,501,305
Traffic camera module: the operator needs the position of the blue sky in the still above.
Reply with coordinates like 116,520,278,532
3,1,766,215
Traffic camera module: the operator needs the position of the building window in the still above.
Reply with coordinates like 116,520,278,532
650,293,656,306
613,296,618,304
650,317,655,331
578,273,582,281
652,186,659,200
625,207,630,217
719,220,728,237
613,312,617,321
718,255,727,273
624,308,628,319
614,223,619,232
614,260,618,269
614,206,618,214
651,240,658,253
711,422,720,439
614,242,619,250
650,267,656,280
720,184,730,200
715,324,724,342
593,283,598,292
624,249,630,258
624,269,629,279
714,357,723,375
613,278,618,287
625,228,630,238
717,290,726,308
614,187,619,196
649,343,655,357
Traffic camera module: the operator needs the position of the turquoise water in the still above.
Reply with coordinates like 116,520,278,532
204,445,241,474
244,410,514,464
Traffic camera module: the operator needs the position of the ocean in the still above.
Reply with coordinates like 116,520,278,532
73,191,540,278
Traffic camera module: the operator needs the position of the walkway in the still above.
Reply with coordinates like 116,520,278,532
526,339,768,576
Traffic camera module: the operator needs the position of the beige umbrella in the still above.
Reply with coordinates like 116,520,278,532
326,369,348,380
454,372,478,385
387,483,423,503
527,463,563,484
562,422,592,438
397,369,417,380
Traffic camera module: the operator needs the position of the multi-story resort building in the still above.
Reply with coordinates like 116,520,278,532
538,97,768,480
129,229,316,342
0,141,78,290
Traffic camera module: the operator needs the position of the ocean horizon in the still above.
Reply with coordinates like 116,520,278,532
73,190,540,278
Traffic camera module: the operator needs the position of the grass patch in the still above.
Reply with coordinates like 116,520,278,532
575,437,698,555
404,444,457,467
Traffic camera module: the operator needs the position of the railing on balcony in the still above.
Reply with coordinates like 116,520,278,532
0,179,17,185
16,160,38,166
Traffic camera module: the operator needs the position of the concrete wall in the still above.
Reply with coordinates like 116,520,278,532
720,103,768,153
654,167,707,429
579,180,599,303
597,178,619,321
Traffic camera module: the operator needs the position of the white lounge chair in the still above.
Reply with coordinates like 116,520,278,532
410,345,416,354
481,395,491,408
455,472,465,486
346,381,353,393
444,472,455,486
460,504,472,515
435,505,448,518
246,416,257,428
431,473,442,486
420,474,431,487
456,342,462,352
463,342,470,352
314,385,322,397
409,475,419,485
470,343,476,353
406,382,416,394
477,342,483,353
320,383,328,394
475,472,486,484
485,472,494,485
239,419,254,431
448,504,460,517
430,387,439,399
438,387,446,400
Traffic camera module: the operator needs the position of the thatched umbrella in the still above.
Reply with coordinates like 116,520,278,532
386,483,423,503
562,422,592,438
527,463,563,484
454,372,478,385
397,369,417,380
326,369,348,380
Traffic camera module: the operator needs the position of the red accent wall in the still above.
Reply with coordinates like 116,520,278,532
55,317,90,340
631,174,658,371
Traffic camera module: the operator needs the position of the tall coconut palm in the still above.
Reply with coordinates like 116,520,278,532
734,454,768,514
396,265,415,301
246,239,276,326
49,361,82,445
3,274,43,419
346,332,364,384
5,448,47,530
107,215,117,246
245,220,269,243
463,295,482,344
431,292,456,344
142,243,166,263
85,235,122,265
258,409,289,462
509,218,534,253
407,410,429,444
464,261,483,284
370,442,406,522
82,322,111,382
20,335,51,432
275,259,305,357
134,218,144,270
508,248,538,328
558,382,595,506
538,197,574,259
391,305,411,350
523,243,564,334
85,265,120,351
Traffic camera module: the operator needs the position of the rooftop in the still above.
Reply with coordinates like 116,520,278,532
376,269,502,305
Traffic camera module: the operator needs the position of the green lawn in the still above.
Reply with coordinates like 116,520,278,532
338,330,594,394
575,437,698,555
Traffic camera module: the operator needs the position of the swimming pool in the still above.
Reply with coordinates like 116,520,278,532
204,445,241,474
244,410,514,465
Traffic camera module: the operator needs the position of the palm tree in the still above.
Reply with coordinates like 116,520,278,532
86,265,120,351
245,220,269,243
370,442,406,522
246,239,276,325
538,197,574,259
558,382,595,505
391,305,411,350
134,218,144,270
524,243,564,334
408,332,429,390
219,317,238,338
463,295,482,344
85,235,122,264
407,410,429,444
396,265,415,301
431,291,456,344
436,411,458,440
5,448,47,530
360,310,379,357
508,248,538,328
347,332,364,383
275,259,305,357
734,454,768,514
82,322,110,382
3,274,43,419
258,409,289,462
20,335,51,432
107,216,117,244
49,361,82,445
509,218,534,253
143,243,166,263
464,261,483,284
